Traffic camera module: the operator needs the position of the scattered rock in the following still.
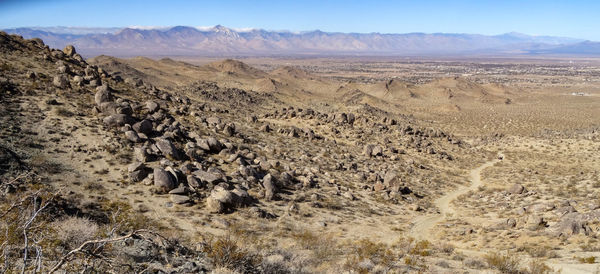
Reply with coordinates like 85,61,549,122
146,101,159,113
63,45,76,56
156,138,182,160
262,173,277,200
154,168,177,192
508,184,525,194
95,84,112,105
194,170,224,185
133,119,153,135
52,74,69,89
103,114,134,127
170,194,190,205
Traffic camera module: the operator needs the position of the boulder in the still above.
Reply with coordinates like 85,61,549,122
103,114,134,128
156,139,182,160
206,197,224,213
206,116,221,125
72,75,84,86
198,137,222,153
95,84,112,105
495,218,517,230
63,45,76,56
262,173,277,200
383,171,400,187
193,170,224,185
187,175,203,191
128,162,149,182
170,194,190,205
52,74,69,89
223,123,235,136
526,215,548,231
508,184,526,194
363,145,374,157
133,119,153,135
372,146,383,157
552,212,592,237
206,186,251,213
259,124,272,132
98,102,119,114
153,168,177,191
125,130,141,143
146,101,159,113
130,169,149,182
207,137,222,152
134,147,149,163
231,188,252,207
128,162,145,173
373,182,385,192
206,187,233,213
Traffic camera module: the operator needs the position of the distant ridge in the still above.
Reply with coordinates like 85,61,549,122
3,25,597,57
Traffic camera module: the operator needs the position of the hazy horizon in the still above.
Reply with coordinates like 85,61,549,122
1,0,599,40
3,25,594,41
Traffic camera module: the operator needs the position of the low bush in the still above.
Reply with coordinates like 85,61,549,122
484,252,521,274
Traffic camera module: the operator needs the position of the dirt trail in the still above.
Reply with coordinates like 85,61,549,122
409,157,501,240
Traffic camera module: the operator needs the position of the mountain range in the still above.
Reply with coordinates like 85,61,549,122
3,25,599,57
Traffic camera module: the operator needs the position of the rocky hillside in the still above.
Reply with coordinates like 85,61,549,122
2,32,599,273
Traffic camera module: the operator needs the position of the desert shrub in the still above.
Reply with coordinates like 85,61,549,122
409,240,432,256
343,239,396,273
29,153,63,174
54,107,74,117
576,256,596,264
293,230,320,249
259,251,306,274
464,258,486,269
580,239,600,252
52,216,99,250
484,252,521,274
98,200,155,231
436,260,450,268
521,245,558,258
203,236,258,272
437,242,455,255
528,260,553,274
393,238,430,272
291,230,339,259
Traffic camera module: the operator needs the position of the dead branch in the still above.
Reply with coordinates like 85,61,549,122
21,192,55,274
0,189,41,219
0,171,32,190
48,229,155,274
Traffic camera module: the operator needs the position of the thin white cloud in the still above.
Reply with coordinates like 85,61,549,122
127,25,171,30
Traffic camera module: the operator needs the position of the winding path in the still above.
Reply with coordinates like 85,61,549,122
409,158,501,239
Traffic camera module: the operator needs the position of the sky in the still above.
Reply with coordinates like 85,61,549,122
0,0,599,40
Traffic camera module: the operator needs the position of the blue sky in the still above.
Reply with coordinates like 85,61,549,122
1,0,598,40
